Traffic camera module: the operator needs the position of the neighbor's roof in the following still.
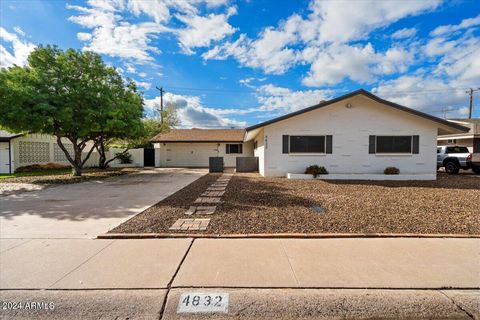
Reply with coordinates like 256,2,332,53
246,89,470,132
0,130,23,141
151,129,245,142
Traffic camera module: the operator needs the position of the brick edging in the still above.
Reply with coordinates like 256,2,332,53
97,232,480,239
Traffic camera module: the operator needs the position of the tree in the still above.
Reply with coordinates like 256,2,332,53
0,45,144,176
94,80,145,169
128,105,179,148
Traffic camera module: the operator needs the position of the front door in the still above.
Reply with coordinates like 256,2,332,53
144,148,155,167
0,142,11,174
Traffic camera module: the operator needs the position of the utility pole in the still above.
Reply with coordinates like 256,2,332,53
156,86,164,125
466,87,480,119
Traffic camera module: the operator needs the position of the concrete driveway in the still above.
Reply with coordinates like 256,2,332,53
0,168,206,239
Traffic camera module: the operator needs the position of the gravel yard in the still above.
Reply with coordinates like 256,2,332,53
0,168,141,196
110,172,480,235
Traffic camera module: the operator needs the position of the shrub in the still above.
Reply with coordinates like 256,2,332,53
15,163,71,173
116,152,133,164
305,165,328,177
384,166,400,175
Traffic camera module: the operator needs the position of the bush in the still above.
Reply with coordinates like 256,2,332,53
384,166,400,175
305,165,328,177
116,152,133,164
15,163,71,173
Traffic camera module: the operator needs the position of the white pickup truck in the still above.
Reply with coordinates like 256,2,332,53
468,151,480,174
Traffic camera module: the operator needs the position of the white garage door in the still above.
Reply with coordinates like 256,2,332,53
166,143,219,167
0,142,11,174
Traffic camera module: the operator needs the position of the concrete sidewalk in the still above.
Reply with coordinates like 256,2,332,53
1,237,479,319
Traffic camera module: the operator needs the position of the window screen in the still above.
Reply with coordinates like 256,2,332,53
376,136,412,153
289,136,325,153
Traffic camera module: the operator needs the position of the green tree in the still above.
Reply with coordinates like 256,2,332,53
128,105,179,148
0,45,144,176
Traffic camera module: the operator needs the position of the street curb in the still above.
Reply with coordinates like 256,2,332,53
97,232,480,239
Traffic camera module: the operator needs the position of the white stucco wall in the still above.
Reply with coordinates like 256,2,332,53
252,95,440,177
156,141,254,167
10,134,73,171
253,130,265,176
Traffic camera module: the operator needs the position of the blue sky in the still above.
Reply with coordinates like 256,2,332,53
1,0,479,128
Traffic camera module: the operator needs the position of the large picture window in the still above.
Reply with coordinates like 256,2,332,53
376,136,412,154
289,136,325,153
226,143,243,154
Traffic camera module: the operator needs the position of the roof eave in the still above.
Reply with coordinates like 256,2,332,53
245,89,470,133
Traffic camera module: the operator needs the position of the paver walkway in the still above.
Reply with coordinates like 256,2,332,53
170,173,233,231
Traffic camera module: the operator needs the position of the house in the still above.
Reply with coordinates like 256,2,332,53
0,130,145,174
0,131,75,174
437,118,479,153
152,90,468,179
244,89,468,179
152,129,254,168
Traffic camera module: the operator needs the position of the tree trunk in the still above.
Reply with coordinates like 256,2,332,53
97,138,108,169
72,164,82,176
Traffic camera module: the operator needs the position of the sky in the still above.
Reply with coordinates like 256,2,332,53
1,0,479,128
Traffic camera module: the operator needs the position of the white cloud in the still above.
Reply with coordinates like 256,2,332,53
431,14,480,36
305,0,440,44
373,76,470,117
135,80,151,90
204,0,438,78
176,7,237,54
255,84,332,114
77,32,93,41
144,93,247,128
0,27,36,67
392,27,417,39
13,26,26,37
302,44,414,86
68,0,237,62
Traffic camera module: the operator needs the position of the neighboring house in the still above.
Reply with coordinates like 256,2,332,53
437,118,480,153
152,129,254,168
0,131,73,174
0,131,145,174
244,89,468,178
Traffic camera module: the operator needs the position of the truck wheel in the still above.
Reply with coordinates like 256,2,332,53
444,161,460,174
472,166,480,174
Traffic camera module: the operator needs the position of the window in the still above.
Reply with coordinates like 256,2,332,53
446,146,469,153
447,139,457,144
253,140,258,149
376,136,412,154
289,136,325,153
226,143,243,154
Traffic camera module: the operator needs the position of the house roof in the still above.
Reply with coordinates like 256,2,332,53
245,89,470,133
0,130,23,141
151,128,245,143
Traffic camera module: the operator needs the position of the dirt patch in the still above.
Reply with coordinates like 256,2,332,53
1,168,141,185
110,172,480,235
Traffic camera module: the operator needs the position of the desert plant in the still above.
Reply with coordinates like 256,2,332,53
115,152,133,164
305,165,328,177
384,166,400,175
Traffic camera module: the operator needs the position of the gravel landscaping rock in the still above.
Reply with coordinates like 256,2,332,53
110,172,479,235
